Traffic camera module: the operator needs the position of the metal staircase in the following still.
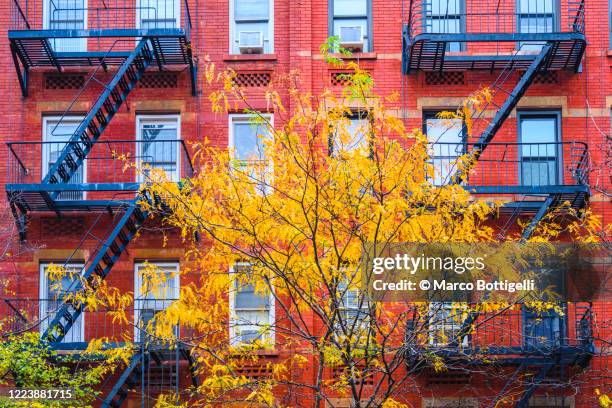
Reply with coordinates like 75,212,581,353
102,347,197,408
473,44,553,153
42,199,147,343
43,39,154,200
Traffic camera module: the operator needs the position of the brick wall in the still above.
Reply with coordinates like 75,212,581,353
0,0,609,406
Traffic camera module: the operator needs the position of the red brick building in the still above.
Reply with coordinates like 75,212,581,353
0,0,609,407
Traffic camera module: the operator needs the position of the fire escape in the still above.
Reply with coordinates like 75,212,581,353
402,0,594,406
6,1,198,406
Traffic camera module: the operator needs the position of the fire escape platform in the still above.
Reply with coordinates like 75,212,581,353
9,31,192,70
419,345,592,366
404,34,586,73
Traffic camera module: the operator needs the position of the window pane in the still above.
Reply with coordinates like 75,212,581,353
520,116,558,185
519,16,554,33
138,0,179,28
518,0,555,14
429,18,461,34
425,116,464,186
140,119,179,180
520,117,556,152
236,284,270,309
138,265,178,303
429,0,462,16
44,119,84,199
334,0,367,16
42,263,84,343
235,0,270,21
233,121,268,161
50,0,85,26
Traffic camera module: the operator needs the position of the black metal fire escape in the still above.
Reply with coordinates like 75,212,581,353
402,1,593,405
6,1,198,405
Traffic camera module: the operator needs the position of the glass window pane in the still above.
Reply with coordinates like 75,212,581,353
520,117,556,151
235,0,270,21
233,121,268,161
334,0,367,16
139,119,179,179
429,0,462,16
518,0,555,14
520,116,558,185
425,116,464,186
429,18,461,34
236,284,270,309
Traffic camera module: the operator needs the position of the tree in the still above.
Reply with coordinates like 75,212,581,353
135,45,605,407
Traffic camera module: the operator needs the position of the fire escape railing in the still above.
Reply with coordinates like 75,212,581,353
428,141,590,195
405,0,585,38
10,0,193,35
7,140,194,190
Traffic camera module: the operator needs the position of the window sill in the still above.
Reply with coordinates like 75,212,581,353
331,52,377,60
223,53,278,62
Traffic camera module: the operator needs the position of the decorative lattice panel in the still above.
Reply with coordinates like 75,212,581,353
330,71,354,87
233,72,272,87
41,217,85,238
233,363,273,379
139,72,179,89
425,71,465,86
533,71,559,85
44,73,85,90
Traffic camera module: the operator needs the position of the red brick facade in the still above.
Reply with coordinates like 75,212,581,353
0,0,609,406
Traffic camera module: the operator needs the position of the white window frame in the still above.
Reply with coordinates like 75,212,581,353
229,0,275,54
428,302,469,347
135,0,181,29
42,115,87,200
39,262,85,343
43,0,88,52
228,262,275,346
134,261,180,342
136,114,181,183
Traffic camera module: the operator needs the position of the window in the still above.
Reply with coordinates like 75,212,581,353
331,114,371,156
229,114,273,189
44,0,87,52
428,303,469,346
517,0,559,52
137,115,181,182
230,0,273,54
229,263,274,345
518,112,561,186
137,0,180,29
134,262,180,342
43,116,86,200
330,0,372,52
39,262,84,343
424,111,465,186
336,282,371,335
424,0,465,52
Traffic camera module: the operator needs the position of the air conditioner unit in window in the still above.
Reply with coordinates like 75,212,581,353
339,26,364,52
238,31,264,54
